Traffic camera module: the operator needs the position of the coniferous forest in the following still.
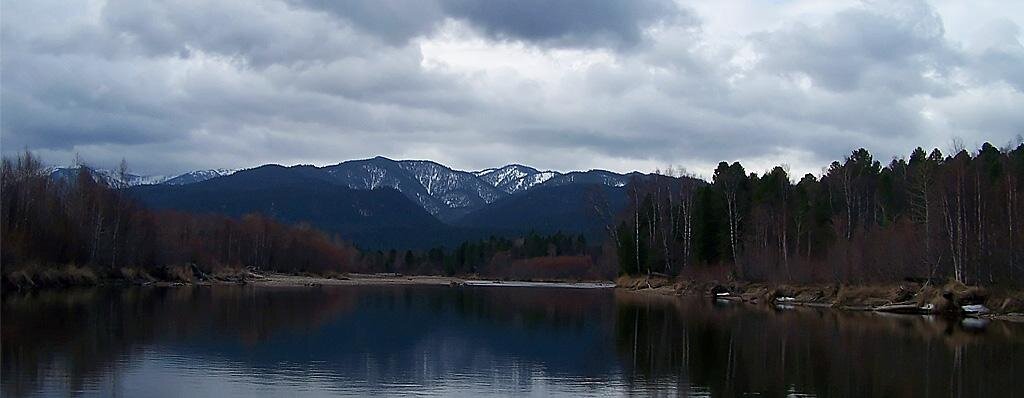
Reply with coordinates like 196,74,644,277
610,142,1024,287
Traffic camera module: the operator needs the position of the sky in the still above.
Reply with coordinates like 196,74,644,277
2,0,1023,179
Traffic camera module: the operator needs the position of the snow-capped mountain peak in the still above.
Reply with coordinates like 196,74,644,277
163,169,238,185
48,166,237,187
48,166,169,187
49,158,640,223
475,164,560,194
476,164,537,185
322,157,507,221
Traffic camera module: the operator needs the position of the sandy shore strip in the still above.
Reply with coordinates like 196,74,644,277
250,273,460,287
463,280,615,289
246,272,615,289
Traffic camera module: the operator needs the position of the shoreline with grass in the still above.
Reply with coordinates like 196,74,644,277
5,264,1023,322
0,264,616,291
615,274,1024,322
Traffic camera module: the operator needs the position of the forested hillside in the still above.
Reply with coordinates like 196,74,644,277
454,184,628,241
128,164,459,249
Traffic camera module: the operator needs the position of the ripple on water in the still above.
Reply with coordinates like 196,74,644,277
3,284,1023,397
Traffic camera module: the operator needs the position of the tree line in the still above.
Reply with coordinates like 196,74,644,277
608,141,1024,286
2,151,359,279
2,151,598,283
359,231,597,279
8,140,1023,287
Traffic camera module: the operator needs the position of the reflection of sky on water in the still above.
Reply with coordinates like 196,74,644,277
146,288,625,396
81,348,651,397
4,285,1023,397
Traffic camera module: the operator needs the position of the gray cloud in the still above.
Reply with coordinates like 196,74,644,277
99,0,379,66
968,19,1024,91
753,1,958,95
293,0,687,49
290,0,445,45
1,0,1022,178
439,0,688,49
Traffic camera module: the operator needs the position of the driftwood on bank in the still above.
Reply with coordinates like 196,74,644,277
873,302,937,314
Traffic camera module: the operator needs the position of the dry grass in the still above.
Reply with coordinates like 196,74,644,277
322,270,350,280
3,264,99,289
834,285,890,307
158,265,194,283
210,266,247,281
616,273,1024,316
117,267,157,283
615,274,674,290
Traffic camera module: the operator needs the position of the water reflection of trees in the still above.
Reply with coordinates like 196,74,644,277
281,285,620,385
614,291,1024,397
2,285,618,396
5,286,1022,397
1,286,357,397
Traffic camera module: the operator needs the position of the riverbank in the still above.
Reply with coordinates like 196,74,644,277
6,265,1023,322
0,264,614,291
615,274,1024,322
244,273,614,288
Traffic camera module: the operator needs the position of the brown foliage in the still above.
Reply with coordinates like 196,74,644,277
1,151,359,286
482,255,599,281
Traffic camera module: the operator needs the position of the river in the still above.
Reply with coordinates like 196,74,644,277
2,284,1022,397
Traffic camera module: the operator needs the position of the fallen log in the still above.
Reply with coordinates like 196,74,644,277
874,303,936,314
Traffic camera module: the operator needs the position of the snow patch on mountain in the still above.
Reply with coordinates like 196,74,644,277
50,158,640,222
540,170,632,188
50,166,237,187
321,157,506,220
163,169,238,185
48,166,169,187
474,165,565,194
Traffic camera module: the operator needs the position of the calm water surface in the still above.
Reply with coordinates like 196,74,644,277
2,284,1023,397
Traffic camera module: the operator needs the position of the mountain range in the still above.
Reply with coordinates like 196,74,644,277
49,166,238,187
54,157,653,249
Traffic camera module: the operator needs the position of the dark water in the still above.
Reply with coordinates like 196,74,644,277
2,285,1023,397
